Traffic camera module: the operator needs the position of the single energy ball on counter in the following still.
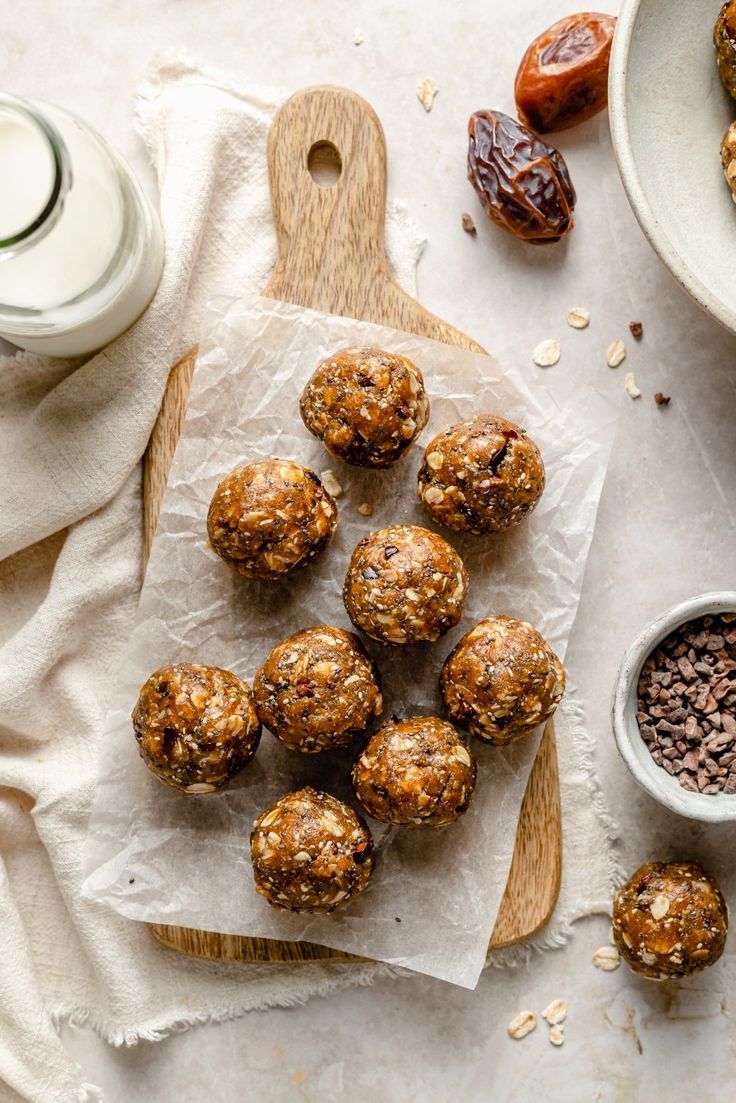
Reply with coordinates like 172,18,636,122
417,414,545,534
612,861,728,979
300,346,429,468
715,1,736,100
441,616,565,744
343,524,468,645
352,716,477,826
253,625,383,753
721,121,736,202
250,787,375,912
132,663,261,793
206,458,338,581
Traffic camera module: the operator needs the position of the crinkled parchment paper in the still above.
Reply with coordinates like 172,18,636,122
82,296,617,989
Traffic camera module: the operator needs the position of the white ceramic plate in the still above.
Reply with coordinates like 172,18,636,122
610,0,736,334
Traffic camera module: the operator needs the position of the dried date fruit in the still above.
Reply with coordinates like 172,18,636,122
515,12,616,133
467,109,576,244
715,2,736,100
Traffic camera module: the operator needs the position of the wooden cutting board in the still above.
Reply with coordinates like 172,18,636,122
144,86,561,963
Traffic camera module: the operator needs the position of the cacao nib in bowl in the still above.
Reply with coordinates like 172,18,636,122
612,593,736,823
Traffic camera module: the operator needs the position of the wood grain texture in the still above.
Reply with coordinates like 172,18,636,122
145,85,561,965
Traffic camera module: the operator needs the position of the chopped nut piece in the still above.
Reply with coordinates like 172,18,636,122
566,306,590,329
320,469,343,498
507,1010,537,1039
629,320,643,339
532,338,561,368
541,999,567,1025
592,945,620,971
549,1025,565,1047
417,78,439,112
624,372,641,399
606,338,627,368
358,502,373,517
650,893,670,921
654,392,671,407
353,28,363,45
461,212,477,234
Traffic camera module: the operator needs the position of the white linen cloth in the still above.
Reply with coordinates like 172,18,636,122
0,56,616,1103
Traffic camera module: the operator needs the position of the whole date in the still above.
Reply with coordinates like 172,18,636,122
467,110,576,245
515,12,616,133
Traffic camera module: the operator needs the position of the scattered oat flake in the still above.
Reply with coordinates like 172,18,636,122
654,391,671,406
542,999,567,1025
629,320,643,339
417,78,439,112
606,338,627,368
593,945,620,971
549,1025,565,1047
461,212,476,235
566,306,590,329
358,502,373,517
321,470,343,497
624,371,641,399
353,28,363,45
507,1010,537,1039
532,338,561,368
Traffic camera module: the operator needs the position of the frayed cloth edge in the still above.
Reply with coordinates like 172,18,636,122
51,961,408,1047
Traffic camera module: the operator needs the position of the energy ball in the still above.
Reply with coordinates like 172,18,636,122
250,787,375,912
441,616,565,744
300,346,429,468
613,861,728,979
253,625,383,753
132,663,261,793
343,524,468,646
352,716,477,826
206,458,338,581
417,414,545,534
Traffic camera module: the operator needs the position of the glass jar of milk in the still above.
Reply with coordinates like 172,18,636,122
0,93,163,357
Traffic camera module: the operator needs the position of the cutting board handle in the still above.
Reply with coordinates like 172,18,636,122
264,86,389,312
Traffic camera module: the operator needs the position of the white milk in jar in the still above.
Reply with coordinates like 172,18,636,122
0,93,163,356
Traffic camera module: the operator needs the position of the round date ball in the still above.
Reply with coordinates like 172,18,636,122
300,346,429,468
418,414,545,534
343,524,468,646
352,716,477,826
715,1,736,101
207,458,338,581
441,616,565,744
612,861,728,979
132,663,261,793
250,787,375,912
253,625,383,753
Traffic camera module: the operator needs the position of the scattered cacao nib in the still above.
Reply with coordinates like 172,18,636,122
461,212,477,235
636,613,736,795
629,321,643,339
654,392,671,407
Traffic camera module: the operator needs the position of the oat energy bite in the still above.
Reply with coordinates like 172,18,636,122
250,788,375,912
206,458,338,581
253,625,383,753
612,861,728,979
133,663,261,793
343,524,468,645
418,415,545,534
441,616,565,744
300,346,429,468
352,716,476,826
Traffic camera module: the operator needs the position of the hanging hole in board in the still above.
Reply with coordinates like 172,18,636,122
307,141,342,187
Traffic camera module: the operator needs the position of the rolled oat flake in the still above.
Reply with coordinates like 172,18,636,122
532,338,561,368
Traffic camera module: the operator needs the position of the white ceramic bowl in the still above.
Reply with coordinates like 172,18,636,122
612,592,736,822
609,0,736,334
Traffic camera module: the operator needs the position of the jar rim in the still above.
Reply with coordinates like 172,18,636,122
0,92,70,254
